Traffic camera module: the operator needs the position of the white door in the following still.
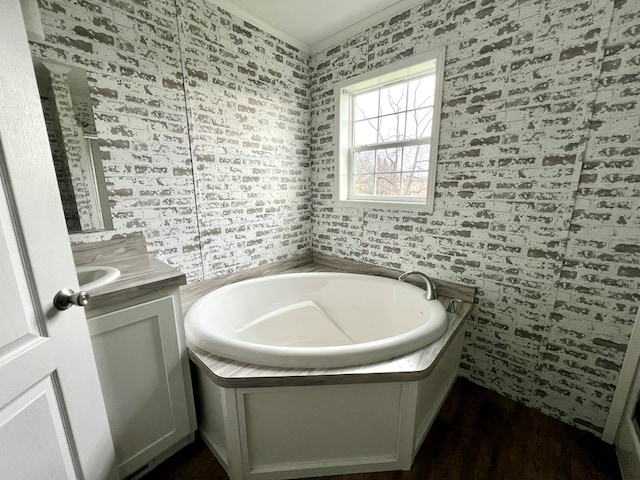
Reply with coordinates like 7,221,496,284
0,1,118,479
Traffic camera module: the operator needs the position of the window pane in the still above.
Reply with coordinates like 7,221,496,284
354,119,378,146
376,148,401,173
354,90,379,120
353,174,374,196
401,171,429,197
405,107,433,140
375,173,402,196
378,113,406,142
379,83,407,116
353,150,375,174
408,75,435,109
402,145,430,172
339,48,444,207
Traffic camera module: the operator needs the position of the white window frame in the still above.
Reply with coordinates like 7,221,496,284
335,47,445,212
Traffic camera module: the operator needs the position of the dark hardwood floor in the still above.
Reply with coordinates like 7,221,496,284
145,378,621,480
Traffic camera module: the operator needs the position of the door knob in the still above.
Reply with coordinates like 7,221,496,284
53,288,90,310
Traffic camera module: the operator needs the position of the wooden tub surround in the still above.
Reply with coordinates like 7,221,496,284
181,253,476,480
145,377,622,480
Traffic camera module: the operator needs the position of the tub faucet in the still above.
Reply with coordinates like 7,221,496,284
398,270,438,301
446,298,463,313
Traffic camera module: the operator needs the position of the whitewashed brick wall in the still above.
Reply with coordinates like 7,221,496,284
544,0,640,433
31,0,311,282
177,0,311,279
32,0,203,280
310,0,640,435
32,0,640,436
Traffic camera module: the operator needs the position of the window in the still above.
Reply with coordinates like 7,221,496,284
335,48,445,211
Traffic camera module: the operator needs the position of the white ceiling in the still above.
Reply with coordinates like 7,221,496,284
220,0,416,52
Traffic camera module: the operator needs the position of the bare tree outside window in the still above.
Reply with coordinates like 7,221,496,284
351,74,435,199
336,48,444,211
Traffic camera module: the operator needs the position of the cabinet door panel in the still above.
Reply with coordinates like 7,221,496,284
88,296,191,477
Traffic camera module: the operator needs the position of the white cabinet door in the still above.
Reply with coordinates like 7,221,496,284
88,295,193,478
0,1,117,478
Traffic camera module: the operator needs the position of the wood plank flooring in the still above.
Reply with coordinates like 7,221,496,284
145,378,621,480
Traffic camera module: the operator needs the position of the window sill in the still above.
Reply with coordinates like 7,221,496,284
335,198,433,212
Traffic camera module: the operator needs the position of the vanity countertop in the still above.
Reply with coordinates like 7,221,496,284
78,254,186,313
72,236,186,313
79,254,186,298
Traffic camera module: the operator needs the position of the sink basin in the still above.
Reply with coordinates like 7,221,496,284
76,265,120,292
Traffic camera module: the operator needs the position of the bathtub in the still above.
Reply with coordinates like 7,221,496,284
185,272,448,368
185,271,471,480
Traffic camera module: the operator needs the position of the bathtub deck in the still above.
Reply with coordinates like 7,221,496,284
187,296,469,387
181,255,475,388
144,377,622,480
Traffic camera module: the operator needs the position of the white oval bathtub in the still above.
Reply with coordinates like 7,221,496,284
185,272,448,368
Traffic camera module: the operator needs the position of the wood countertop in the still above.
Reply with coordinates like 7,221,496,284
71,236,186,313
82,254,185,294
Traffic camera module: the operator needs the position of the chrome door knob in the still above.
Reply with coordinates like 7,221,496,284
53,288,90,310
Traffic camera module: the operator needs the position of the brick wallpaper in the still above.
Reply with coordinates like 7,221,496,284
40,90,81,231
31,0,203,280
30,0,640,436
47,66,96,231
545,0,640,433
31,0,311,283
310,0,640,434
177,0,311,279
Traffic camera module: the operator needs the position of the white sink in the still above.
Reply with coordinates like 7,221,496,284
76,265,120,292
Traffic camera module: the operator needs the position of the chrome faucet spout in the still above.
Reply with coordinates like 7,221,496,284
398,270,438,300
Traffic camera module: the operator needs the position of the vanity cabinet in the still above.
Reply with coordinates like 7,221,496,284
87,290,196,479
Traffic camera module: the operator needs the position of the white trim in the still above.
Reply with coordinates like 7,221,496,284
203,0,428,55
203,0,310,52
335,47,445,213
77,128,104,230
603,309,640,443
40,59,71,76
311,0,425,55
19,0,44,42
